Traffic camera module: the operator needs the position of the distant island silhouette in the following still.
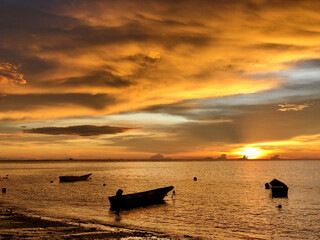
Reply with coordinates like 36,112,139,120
0,158,319,162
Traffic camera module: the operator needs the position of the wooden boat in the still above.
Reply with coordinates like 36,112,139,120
108,186,174,210
269,179,288,198
59,173,92,182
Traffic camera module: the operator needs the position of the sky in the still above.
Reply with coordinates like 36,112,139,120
1,0,320,160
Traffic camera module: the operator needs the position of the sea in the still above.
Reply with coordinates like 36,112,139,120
0,160,319,239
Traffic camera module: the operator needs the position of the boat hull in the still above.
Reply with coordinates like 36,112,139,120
269,179,288,198
108,186,174,210
59,173,92,182
271,186,288,198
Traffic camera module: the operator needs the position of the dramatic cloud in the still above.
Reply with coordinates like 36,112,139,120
278,102,314,112
286,58,320,69
2,0,320,159
23,125,134,136
106,99,320,156
0,93,115,112
49,70,133,88
0,62,26,85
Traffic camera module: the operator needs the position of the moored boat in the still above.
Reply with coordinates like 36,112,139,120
269,178,288,198
59,173,92,182
108,186,174,210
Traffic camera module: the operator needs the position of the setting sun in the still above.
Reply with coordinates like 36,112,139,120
234,147,264,159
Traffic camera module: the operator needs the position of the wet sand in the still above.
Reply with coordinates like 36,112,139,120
0,207,174,239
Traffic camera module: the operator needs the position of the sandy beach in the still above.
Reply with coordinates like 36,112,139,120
0,205,175,239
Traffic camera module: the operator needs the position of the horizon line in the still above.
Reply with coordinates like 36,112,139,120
0,158,319,162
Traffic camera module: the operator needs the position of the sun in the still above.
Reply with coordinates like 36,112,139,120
234,147,264,159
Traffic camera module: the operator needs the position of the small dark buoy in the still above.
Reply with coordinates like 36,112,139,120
2,188,6,193
277,204,282,208
193,177,197,181
171,190,176,199
265,183,270,189
103,183,106,186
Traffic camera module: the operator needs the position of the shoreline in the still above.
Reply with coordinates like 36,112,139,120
0,204,176,239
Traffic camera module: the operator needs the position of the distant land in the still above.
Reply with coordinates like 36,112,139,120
0,158,319,163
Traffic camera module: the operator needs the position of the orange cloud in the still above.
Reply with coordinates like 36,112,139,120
278,102,314,111
0,133,22,138
2,1,320,158
0,62,26,85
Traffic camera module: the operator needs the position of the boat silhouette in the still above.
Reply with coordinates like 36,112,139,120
59,173,92,182
109,186,174,210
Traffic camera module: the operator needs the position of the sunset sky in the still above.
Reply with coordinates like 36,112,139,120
1,0,320,160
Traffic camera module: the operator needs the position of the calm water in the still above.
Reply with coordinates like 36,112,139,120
0,160,319,239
